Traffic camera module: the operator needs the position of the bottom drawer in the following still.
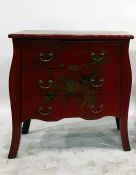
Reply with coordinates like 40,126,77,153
21,94,119,121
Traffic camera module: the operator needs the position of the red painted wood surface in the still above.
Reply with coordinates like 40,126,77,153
120,41,132,151
22,68,120,96
8,30,134,39
8,31,134,158
8,40,22,158
22,95,119,122
21,41,121,69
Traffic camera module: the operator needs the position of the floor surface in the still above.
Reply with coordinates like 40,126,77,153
0,105,136,175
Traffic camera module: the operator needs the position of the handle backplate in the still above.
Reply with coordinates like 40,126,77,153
38,106,53,116
39,52,54,62
90,104,104,114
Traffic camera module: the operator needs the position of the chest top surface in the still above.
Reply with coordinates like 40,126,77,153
8,30,134,40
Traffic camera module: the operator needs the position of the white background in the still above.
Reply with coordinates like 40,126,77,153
0,0,136,121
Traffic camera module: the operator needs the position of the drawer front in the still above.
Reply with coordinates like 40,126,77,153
21,41,121,70
22,65,120,96
22,95,119,121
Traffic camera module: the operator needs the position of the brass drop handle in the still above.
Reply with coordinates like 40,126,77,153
90,78,104,87
90,104,104,114
38,80,53,89
91,52,104,64
38,106,53,116
39,52,54,62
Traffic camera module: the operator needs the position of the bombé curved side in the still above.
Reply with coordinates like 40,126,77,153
120,40,132,151
8,39,22,159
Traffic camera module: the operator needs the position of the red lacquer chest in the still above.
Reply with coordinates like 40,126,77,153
8,30,134,158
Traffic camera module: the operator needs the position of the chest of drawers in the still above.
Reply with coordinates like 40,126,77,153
8,30,134,158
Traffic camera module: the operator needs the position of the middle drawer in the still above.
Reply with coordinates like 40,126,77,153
22,67,120,96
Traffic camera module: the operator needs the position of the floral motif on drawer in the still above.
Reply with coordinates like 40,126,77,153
22,64,120,96
22,94,119,121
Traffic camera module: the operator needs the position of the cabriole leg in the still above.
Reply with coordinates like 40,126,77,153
115,118,120,130
22,119,31,134
8,121,22,159
120,117,130,151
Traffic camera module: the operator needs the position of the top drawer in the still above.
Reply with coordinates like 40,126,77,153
21,41,121,70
